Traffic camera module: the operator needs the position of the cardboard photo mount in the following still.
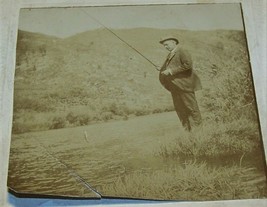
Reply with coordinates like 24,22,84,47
1,0,267,206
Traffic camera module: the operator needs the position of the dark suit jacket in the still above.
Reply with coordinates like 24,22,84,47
159,47,202,92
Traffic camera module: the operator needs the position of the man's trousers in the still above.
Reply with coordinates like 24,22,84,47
171,89,202,131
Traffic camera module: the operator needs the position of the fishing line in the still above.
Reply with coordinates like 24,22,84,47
80,9,160,71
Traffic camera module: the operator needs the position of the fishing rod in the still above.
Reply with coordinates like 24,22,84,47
81,9,160,71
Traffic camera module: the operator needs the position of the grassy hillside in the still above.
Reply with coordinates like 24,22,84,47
13,28,254,133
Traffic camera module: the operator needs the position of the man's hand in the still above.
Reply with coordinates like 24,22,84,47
161,69,171,75
155,66,161,71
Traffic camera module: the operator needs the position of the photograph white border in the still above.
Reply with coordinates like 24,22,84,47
0,0,266,206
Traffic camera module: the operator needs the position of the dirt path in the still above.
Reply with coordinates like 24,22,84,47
8,112,181,197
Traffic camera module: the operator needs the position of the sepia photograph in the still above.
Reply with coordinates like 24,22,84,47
7,3,267,201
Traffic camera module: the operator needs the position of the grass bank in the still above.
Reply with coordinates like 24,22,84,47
100,161,266,200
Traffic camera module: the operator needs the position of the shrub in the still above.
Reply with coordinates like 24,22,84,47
152,108,164,114
134,109,149,116
102,103,128,117
12,122,29,134
77,114,91,125
65,110,95,126
13,97,53,112
66,112,78,124
50,116,66,129
12,112,53,134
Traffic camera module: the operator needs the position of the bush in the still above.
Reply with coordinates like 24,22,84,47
50,116,66,129
134,109,149,116
66,112,77,124
78,114,91,125
14,97,53,112
152,108,164,114
102,103,129,117
12,122,29,134
12,112,53,134
66,111,95,126
100,111,114,122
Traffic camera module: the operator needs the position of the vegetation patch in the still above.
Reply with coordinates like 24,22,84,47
100,161,266,200
157,118,261,158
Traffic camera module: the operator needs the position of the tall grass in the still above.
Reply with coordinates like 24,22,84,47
157,117,261,158
100,161,266,200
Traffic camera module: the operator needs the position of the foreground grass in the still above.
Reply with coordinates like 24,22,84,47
157,117,262,158
100,161,266,200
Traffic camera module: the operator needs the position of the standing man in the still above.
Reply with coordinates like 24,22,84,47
158,36,202,131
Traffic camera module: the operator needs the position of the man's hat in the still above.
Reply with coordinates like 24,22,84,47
159,36,179,44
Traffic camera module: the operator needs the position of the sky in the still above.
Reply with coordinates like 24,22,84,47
18,3,244,38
